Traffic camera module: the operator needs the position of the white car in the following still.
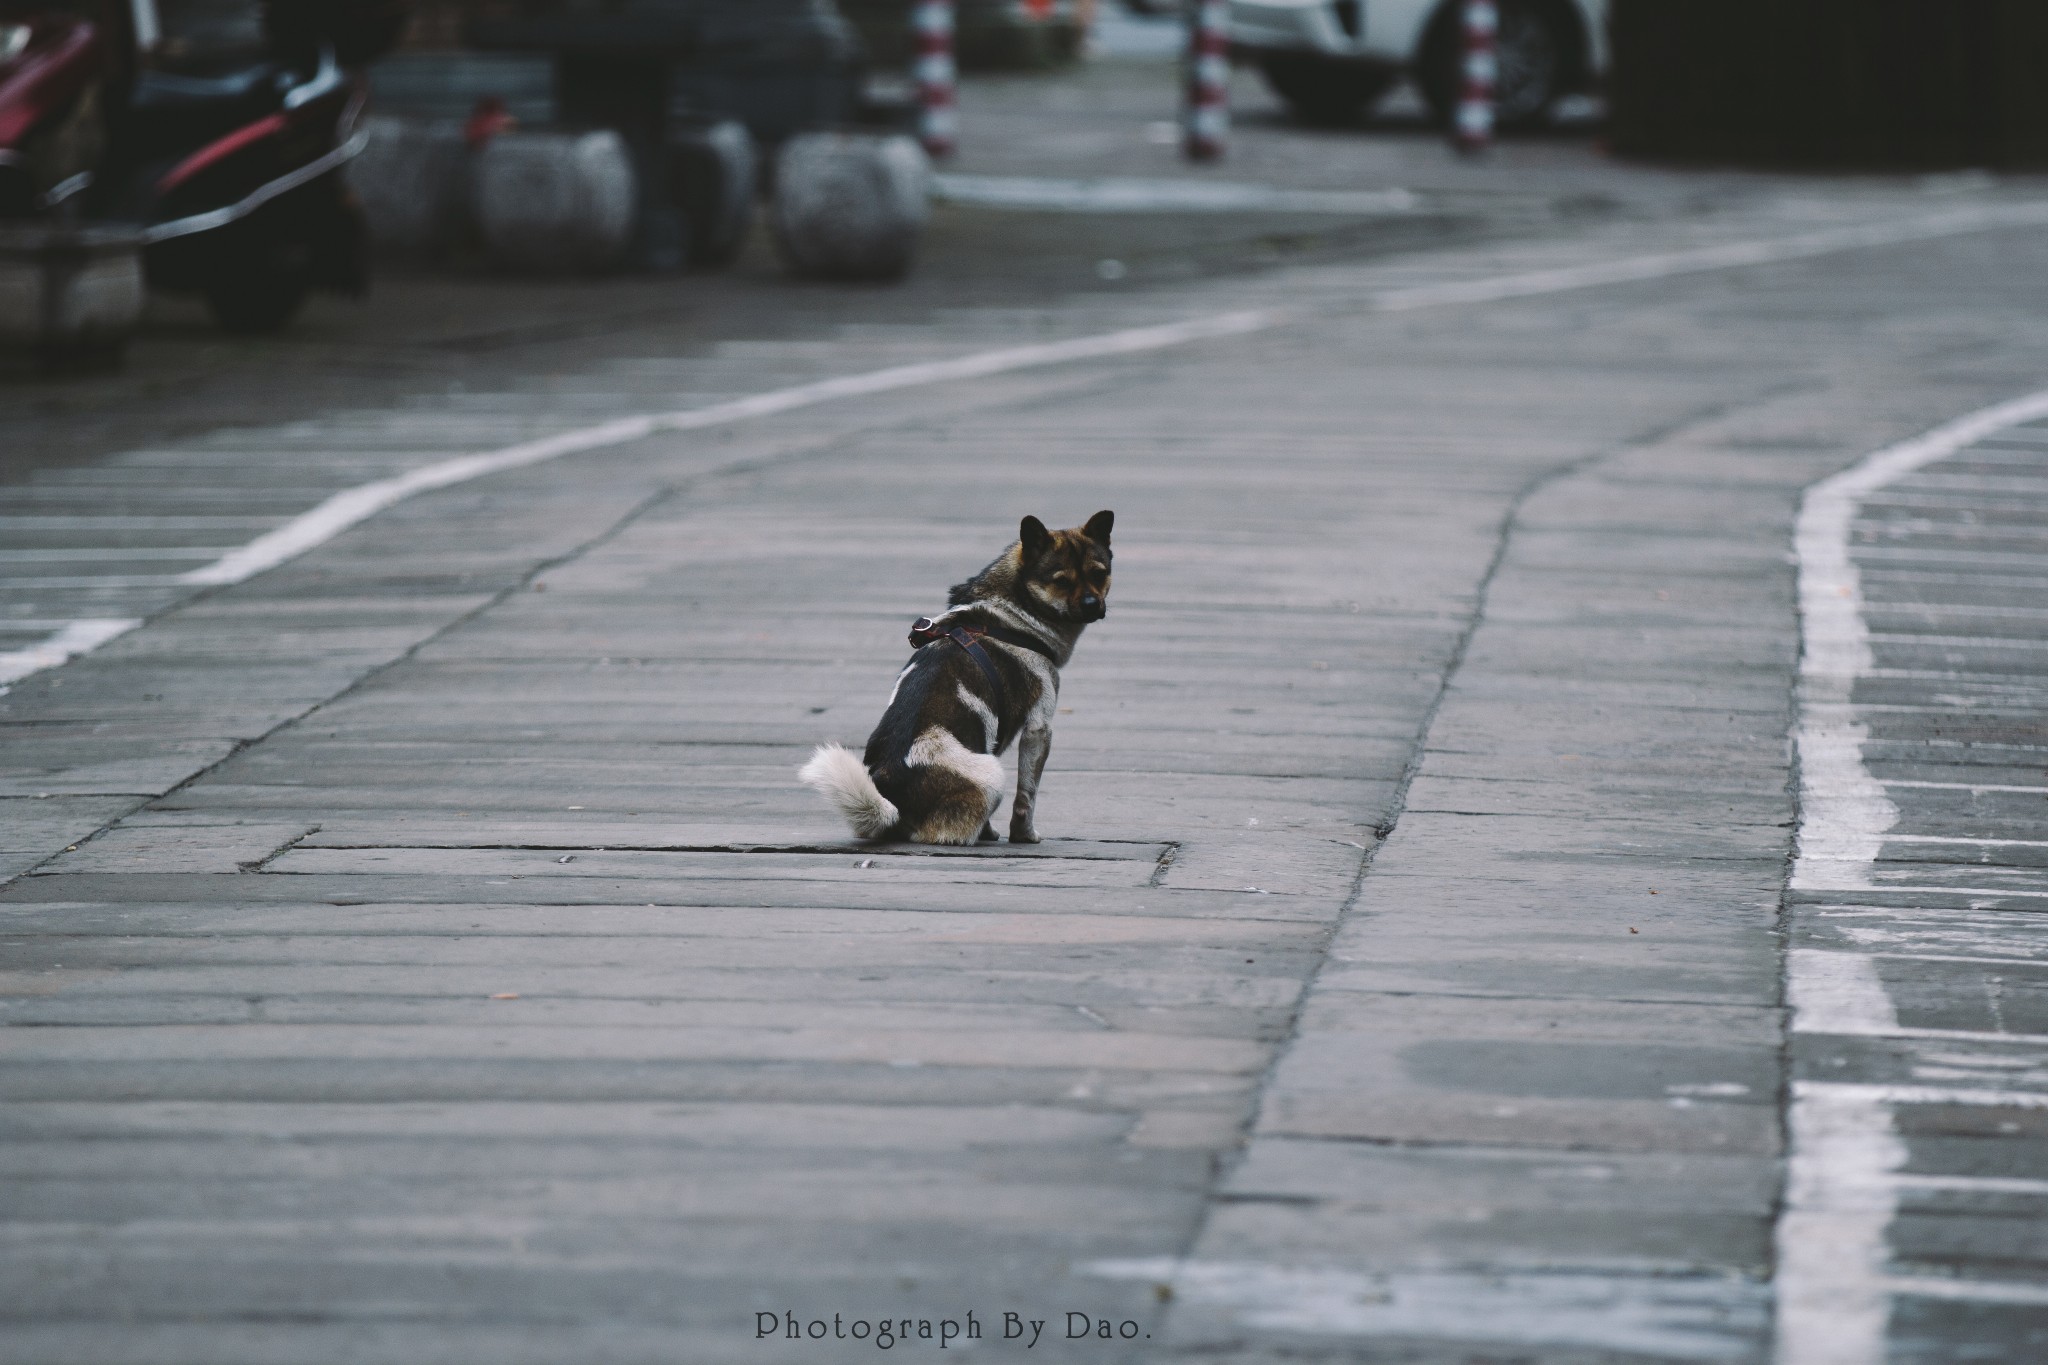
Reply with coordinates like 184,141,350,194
1229,0,1607,127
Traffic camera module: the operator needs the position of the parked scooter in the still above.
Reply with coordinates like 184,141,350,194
0,0,401,335
0,9,107,214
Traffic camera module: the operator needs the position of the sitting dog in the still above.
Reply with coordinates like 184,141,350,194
799,511,1113,844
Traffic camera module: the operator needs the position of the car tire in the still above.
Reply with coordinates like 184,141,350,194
203,246,312,334
1419,0,1570,130
1259,57,1396,127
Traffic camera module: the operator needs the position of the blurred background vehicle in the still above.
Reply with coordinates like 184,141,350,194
1229,0,1606,127
0,0,398,358
839,0,1085,72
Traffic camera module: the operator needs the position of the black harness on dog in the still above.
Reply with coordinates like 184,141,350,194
909,616,1008,712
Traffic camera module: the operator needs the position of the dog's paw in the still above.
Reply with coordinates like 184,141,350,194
977,822,1001,843
1009,824,1041,845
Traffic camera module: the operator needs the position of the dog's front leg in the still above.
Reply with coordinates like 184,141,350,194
1010,726,1051,844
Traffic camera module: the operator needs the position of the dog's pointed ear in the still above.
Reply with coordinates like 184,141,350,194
1082,509,1113,547
1019,515,1051,561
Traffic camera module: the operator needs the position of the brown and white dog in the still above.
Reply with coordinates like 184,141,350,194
799,511,1113,844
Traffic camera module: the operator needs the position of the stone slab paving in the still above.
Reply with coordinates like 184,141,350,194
5,189,2048,1364
1777,410,2048,1365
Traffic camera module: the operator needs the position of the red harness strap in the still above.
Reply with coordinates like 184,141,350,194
907,616,1007,713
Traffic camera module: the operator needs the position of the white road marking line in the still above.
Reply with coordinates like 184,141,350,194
1853,547,2048,566
1864,572,2048,589
0,619,141,689
1797,1081,2048,1109
1372,201,2048,312
1853,705,2048,715
1864,667,2048,681
1866,604,2048,621
1788,950,1898,1035
932,173,1420,216
1868,739,2047,754
1894,474,2048,492
1781,389,2048,1365
1870,633,2048,650
20,201,2048,692
1808,1023,2048,1047
1777,1087,1906,1365
1879,1276,2048,1306
175,309,1279,591
1846,885,2048,900
1872,954,2048,969
1892,1174,2048,1196
1935,444,2048,460
1813,903,2048,921
1882,780,2048,793
1861,494,2048,510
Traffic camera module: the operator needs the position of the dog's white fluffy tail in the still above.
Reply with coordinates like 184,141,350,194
797,743,899,839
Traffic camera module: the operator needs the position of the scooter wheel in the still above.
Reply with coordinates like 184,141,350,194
203,261,311,335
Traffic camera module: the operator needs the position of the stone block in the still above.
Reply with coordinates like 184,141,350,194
347,116,469,257
472,130,636,274
771,132,929,282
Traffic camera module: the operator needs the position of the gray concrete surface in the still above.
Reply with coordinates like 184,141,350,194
6,43,2048,1365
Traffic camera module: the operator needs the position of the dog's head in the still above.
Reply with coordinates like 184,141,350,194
1017,510,1113,623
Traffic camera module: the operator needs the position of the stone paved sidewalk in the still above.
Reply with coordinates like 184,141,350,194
6,186,2048,1363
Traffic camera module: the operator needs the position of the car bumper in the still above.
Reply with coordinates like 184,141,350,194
1229,0,1385,60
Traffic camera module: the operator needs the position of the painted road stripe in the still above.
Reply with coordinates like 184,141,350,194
1871,954,2048,968
18,201,2048,691
1371,201,2048,312
175,309,1279,590
1879,1277,2048,1306
1892,1174,2048,1195
1796,1081,2048,1109
0,619,142,688
1882,780,2048,793
1867,605,2048,620
1869,633,2048,650
1852,547,2048,567
1781,389,2048,1365
1894,474,2048,491
1864,573,2048,589
1819,885,2048,900
932,173,1420,216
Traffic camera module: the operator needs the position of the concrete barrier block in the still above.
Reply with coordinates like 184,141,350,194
472,129,637,274
348,115,469,257
771,131,930,282
672,119,757,269
0,224,144,368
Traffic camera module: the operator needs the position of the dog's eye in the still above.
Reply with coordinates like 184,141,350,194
1052,573,1074,586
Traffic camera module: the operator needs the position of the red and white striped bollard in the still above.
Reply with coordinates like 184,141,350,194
913,0,957,158
1183,0,1229,162
1453,0,1496,154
